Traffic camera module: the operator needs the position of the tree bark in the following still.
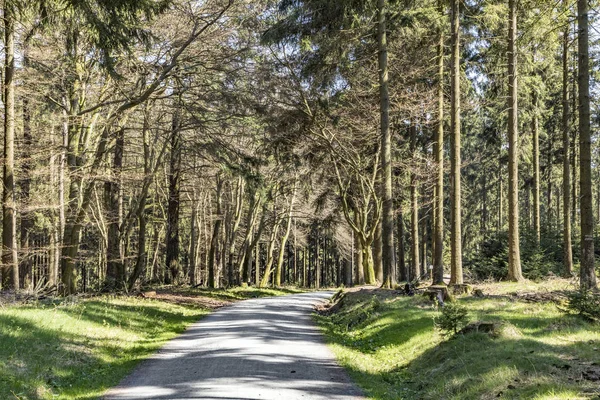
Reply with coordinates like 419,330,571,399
2,2,18,290
377,0,396,288
275,183,296,286
208,175,223,288
105,126,125,289
450,0,463,285
20,37,33,289
532,92,541,245
562,23,574,277
577,0,597,289
410,124,420,282
166,108,182,284
433,0,445,285
507,0,523,281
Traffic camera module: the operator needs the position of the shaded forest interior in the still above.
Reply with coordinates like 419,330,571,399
0,0,599,295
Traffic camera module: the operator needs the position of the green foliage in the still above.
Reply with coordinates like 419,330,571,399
567,290,600,322
468,229,564,281
434,301,469,335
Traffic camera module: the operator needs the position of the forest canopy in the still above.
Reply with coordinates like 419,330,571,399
0,0,598,295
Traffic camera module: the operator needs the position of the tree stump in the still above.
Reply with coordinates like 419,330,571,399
450,284,472,295
424,285,451,302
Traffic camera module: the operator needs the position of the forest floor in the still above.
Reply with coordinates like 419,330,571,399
0,286,302,400
316,278,600,400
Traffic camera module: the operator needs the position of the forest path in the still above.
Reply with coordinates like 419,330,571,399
104,291,364,400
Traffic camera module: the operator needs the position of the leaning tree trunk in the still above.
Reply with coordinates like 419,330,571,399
562,22,574,277
577,0,597,289
377,0,396,288
275,185,296,287
507,0,523,281
449,0,463,285
2,2,18,290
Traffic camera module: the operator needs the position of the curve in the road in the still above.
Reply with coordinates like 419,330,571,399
104,291,365,400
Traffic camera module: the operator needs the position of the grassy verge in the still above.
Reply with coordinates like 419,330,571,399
0,287,298,400
317,282,600,400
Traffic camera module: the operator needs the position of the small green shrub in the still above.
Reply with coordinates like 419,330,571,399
434,302,469,335
567,290,600,322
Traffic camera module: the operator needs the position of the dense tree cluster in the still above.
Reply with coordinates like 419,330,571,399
0,0,598,295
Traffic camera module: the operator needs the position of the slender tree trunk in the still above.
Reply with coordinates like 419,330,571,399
433,1,445,285
532,92,541,245
562,24,574,277
450,0,463,285
507,0,523,281
189,192,198,285
397,208,407,282
355,229,364,285
260,204,281,287
410,124,420,282
208,176,223,288
2,2,18,290
377,0,396,288
577,0,597,290
166,109,181,284
374,220,383,283
20,40,33,289
275,184,296,286
105,127,125,289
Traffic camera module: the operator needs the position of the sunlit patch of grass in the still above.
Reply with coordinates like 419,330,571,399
317,287,600,400
0,297,207,399
168,285,306,301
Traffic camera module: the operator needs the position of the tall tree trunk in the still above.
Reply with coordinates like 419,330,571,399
275,183,296,287
562,24,574,277
227,177,244,286
374,220,383,283
377,0,396,288
410,124,420,282
208,175,223,288
577,0,597,289
2,2,18,290
166,109,181,284
449,0,463,285
355,230,364,285
105,126,125,289
189,192,198,285
260,202,281,287
20,39,33,289
397,207,407,282
532,92,541,245
507,0,523,281
433,1,445,285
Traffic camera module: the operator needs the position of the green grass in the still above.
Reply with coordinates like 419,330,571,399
0,286,299,399
317,286,600,400
169,285,305,301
